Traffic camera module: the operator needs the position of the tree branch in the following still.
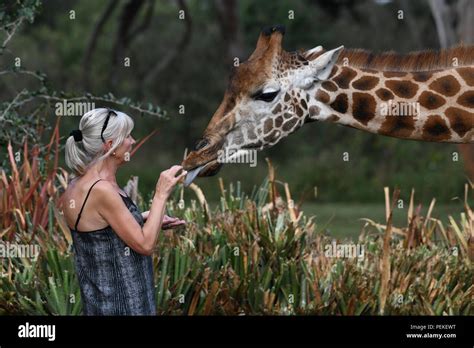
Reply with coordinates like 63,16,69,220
143,0,192,86
82,0,119,90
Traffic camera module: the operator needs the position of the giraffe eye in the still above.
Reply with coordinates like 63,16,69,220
194,138,209,151
254,90,279,102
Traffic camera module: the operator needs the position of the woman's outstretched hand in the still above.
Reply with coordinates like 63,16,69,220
141,211,186,230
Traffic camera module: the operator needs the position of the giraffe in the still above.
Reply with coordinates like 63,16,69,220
182,25,474,184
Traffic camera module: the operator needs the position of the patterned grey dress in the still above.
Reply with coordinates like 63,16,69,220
69,179,156,315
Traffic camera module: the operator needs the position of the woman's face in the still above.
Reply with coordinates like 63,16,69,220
115,133,136,164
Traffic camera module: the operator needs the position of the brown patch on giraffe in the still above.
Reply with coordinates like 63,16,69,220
295,105,304,117
315,90,330,104
327,114,340,122
375,88,395,101
456,67,474,86
234,132,244,145
330,93,348,113
429,75,461,97
284,93,291,102
457,91,474,108
332,67,357,89
301,99,308,110
385,80,418,98
272,104,282,114
352,76,380,90
352,92,376,125
309,105,320,117
283,112,293,119
263,118,274,134
247,127,257,140
379,116,415,138
422,115,451,141
445,107,473,138
322,81,337,92
275,115,284,127
383,72,407,78
264,130,280,143
328,65,339,78
282,118,298,132
360,68,378,74
419,91,446,110
412,72,432,82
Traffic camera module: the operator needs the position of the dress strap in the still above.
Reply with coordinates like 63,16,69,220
74,179,103,231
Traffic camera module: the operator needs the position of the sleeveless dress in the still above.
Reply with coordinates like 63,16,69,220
69,179,156,315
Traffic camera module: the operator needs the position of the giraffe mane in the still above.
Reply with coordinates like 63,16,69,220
305,45,474,72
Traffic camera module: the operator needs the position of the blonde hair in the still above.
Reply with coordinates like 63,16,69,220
65,108,134,177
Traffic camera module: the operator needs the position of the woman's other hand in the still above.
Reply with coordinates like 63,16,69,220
141,211,185,229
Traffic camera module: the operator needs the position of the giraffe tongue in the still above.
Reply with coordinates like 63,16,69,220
184,165,205,187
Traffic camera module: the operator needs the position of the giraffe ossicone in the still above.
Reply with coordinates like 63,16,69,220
182,25,474,185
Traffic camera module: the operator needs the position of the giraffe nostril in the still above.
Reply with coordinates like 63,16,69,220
194,138,209,151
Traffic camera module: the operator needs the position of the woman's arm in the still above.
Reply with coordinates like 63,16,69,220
97,166,186,255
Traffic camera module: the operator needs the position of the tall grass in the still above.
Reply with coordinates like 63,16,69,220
0,129,472,315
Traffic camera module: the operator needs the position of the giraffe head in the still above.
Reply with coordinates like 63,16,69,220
182,25,344,184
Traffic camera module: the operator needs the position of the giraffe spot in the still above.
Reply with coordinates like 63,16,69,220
282,118,298,132
412,72,432,82
328,65,339,78
263,118,273,133
419,91,446,110
376,88,395,101
247,127,257,140
332,67,357,89
457,91,474,108
352,92,376,125
264,130,280,143
327,114,340,122
301,99,308,110
456,67,474,86
295,105,304,117
309,105,320,117
422,115,451,141
352,76,380,90
322,81,337,92
445,107,473,138
283,112,293,119
234,132,244,145
383,72,407,78
284,93,291,102
379,116,415,138
361,68,378,74
275,115,284,127
330,94,348,114
315,90,330,104
385,80,418,98
272,104,282,114
429,75,461,97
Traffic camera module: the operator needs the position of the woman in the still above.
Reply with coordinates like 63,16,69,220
62,108,187,315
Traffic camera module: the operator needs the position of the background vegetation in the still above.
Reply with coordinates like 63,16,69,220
0,0,472,315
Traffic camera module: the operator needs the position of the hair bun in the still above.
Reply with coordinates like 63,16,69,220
69,129,83,142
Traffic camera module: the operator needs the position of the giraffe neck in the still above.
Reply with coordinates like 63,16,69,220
310,64,474,143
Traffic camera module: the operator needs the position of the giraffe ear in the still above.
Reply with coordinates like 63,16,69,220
311,45,344,81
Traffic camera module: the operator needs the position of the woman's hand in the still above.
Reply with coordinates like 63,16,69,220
155,165,187,199
141,211,185,230
162,215,186,229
